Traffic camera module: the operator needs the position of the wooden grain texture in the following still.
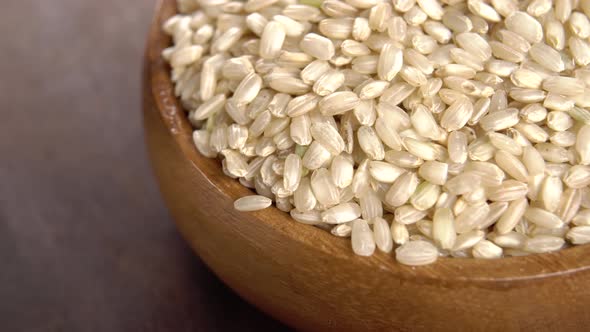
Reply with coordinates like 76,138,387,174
146,0,590,331
0,0,288,331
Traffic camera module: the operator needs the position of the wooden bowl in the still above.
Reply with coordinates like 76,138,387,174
144,1,590,330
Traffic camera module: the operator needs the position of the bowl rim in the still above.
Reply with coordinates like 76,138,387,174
146,0,590,284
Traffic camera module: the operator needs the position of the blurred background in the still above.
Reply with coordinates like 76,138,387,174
0,0,288,330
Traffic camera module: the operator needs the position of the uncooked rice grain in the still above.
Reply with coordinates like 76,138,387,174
234,195,273,211
395,240,438,266
351,219,376,256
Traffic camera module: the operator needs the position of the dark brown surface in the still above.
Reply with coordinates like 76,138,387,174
0,1,288,331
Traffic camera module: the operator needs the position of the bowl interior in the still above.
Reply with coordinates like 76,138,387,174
147,0,590,283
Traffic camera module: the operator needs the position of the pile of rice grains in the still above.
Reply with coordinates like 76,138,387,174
163,0,590,265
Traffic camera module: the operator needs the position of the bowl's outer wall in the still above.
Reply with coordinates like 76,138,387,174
144,0,590,330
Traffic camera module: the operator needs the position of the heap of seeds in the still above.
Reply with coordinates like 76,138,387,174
163,0,590,265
